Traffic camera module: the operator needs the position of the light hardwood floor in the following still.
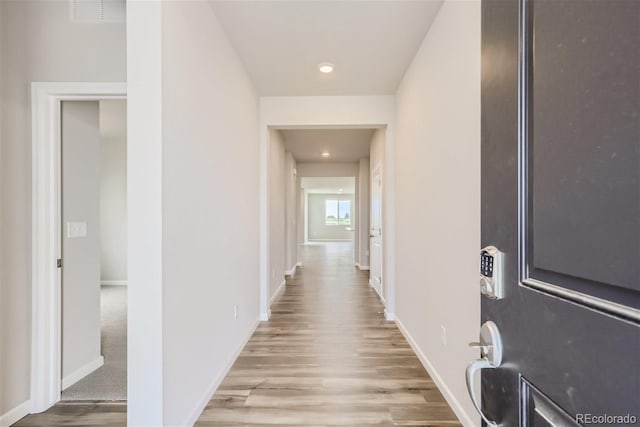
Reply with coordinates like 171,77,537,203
14,242,460,426
195,242,461,426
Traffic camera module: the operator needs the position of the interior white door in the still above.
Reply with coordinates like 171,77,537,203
370,166,383,298
61,101,103,390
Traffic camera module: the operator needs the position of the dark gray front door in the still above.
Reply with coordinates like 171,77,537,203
480,0,640,425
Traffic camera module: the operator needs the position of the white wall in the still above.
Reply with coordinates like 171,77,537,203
358,158,370,267
394,1,481,425
127,2,164,424
0,1,4,417
297,162,359,178
307,194,355,241
0,0,126,417
160,2,260,426
61,101,102,387
100,100,128,284
268,129,286,300
284,152,298,272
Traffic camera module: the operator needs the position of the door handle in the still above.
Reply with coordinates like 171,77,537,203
466,358,498,427
465,321,503,427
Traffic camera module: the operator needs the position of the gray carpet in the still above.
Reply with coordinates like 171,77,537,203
61,285,127,401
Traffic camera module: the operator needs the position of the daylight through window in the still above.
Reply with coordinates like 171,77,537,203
325,199,351,225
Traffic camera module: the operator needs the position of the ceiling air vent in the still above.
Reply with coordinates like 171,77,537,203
70,0,126,23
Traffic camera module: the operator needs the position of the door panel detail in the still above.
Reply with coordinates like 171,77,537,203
520,378,580,427
482,0,640,424
370,166,383,298
517,0,640,320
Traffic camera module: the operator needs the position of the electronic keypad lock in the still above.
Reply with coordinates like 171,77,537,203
480,246,504,300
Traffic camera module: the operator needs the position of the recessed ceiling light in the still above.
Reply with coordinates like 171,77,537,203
321,151,330,158
318,62,334,73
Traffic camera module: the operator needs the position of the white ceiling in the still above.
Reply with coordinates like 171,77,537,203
301,177,355,194
280,128,374,162
210,1,443,96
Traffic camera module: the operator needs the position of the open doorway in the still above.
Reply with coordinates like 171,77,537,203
58,99,127,401
266,126,388,312
302,177,355,243
301,176,356,270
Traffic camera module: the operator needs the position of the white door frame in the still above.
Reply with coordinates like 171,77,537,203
30,82,126,413
259,95,397,322
262,125,393,320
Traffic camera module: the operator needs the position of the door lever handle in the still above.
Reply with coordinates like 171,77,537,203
465,321,503,427
466,358,499,426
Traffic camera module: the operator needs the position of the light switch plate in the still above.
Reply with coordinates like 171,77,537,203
67,222,87,238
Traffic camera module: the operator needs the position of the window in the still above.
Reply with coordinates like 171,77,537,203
325,199,351,225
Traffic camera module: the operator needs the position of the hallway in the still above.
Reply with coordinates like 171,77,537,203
196,242,460,426
11,243,460,427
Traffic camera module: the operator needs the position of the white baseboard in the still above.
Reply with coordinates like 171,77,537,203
182,318,260,427
395,316,477,427
0,400,30,427
285,264,297,277
296,261,302,267
355,263,370,271
259,310,271,321
270,280,286,305
61,355,104,390
101,280,127,286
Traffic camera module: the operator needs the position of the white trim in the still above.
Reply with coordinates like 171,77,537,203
296,261,302,267
355,263,370,271
101,280,128,286
61,356,104,390
395,316,477,427
182,318,260,427
285,265,297,277
270,279,286,305
308,239,352,242
31,82,127,413
0,400,31,427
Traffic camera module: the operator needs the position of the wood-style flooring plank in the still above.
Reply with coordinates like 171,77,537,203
14,243,461,426
196,242,461,426
12,401,126,426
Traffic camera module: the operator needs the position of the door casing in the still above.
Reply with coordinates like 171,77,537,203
259,96,397,322
30,82,126,413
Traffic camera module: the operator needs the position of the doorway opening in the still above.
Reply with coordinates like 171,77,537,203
301,176,357,279
59,99,128,401
265,125,389,315
30,82,127,413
